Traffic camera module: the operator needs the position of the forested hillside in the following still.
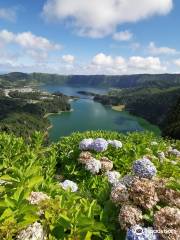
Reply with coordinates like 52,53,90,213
1,72,180,88
94,87,180,139
163,97,180,139
0,91,70,138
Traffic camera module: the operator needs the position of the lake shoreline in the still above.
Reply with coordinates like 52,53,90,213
112,105,125,112
44,109,74,118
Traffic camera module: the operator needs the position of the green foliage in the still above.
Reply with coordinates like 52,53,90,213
56,130,180,180
95,87,180,126
0,92,70,139
0,132,111,239
163,97,180,139
0,130,179,239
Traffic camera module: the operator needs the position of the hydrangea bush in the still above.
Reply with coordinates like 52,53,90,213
0,130,179,240
132,158,157,179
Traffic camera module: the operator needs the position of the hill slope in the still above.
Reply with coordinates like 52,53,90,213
163,97,180,139
1,72,180,89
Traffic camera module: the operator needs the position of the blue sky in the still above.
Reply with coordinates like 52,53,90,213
0,0,180,74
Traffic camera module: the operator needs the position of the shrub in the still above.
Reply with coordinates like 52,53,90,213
0,130,179,239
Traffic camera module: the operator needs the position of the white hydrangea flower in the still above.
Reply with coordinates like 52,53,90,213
108,140,122,148
105,171,121,186
107,140,113,144
60,180,78,192
85,158,101,174
16,222,46,240
28,192,50,205
169,149,180,157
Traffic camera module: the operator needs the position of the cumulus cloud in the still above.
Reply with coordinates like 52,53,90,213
129,56,166,72
0,29,14,43
62,54,75,64
92,53,113,66
148,42,178,55
16,32,60,51
113,30,133,41
0,29,61,51
0,7,16,22
43,0,173,37
90,53,166,74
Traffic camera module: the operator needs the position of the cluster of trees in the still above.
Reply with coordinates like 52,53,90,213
163,97,180,139
94,87,180,139
0,93,70,139
0,113,49,138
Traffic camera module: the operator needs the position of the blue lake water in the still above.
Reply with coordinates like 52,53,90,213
40,85,160,142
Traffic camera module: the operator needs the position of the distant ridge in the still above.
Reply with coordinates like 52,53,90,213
1,72,180,89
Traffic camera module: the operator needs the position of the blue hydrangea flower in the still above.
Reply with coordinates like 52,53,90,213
133,158,157,179
126,225,159,240
79,138,94,150
91,138,108,152
108,140,122,148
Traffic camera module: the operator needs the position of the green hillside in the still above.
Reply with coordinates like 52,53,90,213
1,72,180,89
163,97,180,139
0,92,70,139
94,87,180,139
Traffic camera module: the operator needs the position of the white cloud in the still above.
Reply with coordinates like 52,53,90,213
62,54,75,64
92,53,113,66
0,29,61,51
16,32,60,51
90,53,166,74
0,29,14,43
148,42,178,55
0,49,168,74
43,0,173,38
113,30,133,41
0,8,16,22
129,56,166,72
174,59,180,67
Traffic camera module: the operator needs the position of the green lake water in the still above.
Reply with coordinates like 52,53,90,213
41,85,161,142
